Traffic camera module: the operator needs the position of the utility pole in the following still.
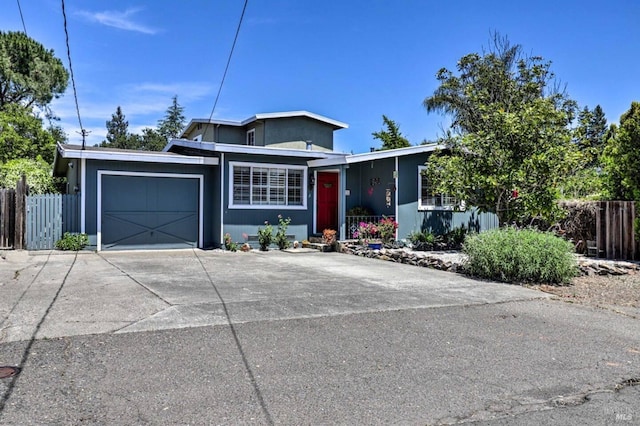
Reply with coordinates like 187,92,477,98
78,129,90,150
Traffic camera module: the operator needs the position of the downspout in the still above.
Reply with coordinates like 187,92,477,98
80,157,86,234
395,156,399,239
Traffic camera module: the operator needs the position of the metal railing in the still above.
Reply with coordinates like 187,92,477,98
346,215,395,239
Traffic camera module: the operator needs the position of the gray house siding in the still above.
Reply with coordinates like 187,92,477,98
221,153,314,245
216,126,244,145
264,117,334,150
396,154,498,239
82,160,217,249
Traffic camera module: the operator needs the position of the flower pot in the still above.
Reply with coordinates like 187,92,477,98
367,242,382,250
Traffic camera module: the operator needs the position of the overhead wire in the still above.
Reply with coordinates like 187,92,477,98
60,0,86,148
15,0,27,35
206,0,249,127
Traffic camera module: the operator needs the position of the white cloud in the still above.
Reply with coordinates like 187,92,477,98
50,81,215,145
76,8,158,35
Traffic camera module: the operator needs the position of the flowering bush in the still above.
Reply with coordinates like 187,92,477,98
275,215,291,250
355,221,379,242
354,217,398,244
378,216,398,243
257,221,273,251
322,228,337,245
224,233,238,252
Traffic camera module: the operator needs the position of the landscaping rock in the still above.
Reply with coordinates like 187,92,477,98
340,241,640,277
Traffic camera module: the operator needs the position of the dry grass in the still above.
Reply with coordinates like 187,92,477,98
530,273,640,317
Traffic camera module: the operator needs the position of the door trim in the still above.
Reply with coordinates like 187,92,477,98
97,170,204,251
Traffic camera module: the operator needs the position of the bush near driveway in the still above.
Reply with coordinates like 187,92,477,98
463,227,578,285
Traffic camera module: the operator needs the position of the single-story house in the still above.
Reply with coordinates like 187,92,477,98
53,111,497,251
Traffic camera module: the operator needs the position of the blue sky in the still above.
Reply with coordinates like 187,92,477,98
2,0,639,153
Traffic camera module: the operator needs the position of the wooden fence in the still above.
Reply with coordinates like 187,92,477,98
595,201,636,260
0,177,28,249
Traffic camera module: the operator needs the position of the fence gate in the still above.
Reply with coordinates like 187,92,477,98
26,194,80,250
27,194,63,250
595,201,636,260
0,189,16,248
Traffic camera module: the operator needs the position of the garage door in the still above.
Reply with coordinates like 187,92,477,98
100,173,200,250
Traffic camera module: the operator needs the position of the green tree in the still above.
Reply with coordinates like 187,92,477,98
602,102,640,200
574,105,607,166
157,95,185,141
372,115,411,150
0,157,59,193
422,35,579,226
100,106,141,149
139,127,167,151
0,103,58,163
0,31,69,110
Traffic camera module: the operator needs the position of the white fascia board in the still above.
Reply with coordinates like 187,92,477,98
169,139,346,159
307,144,444,168
344,144,444,164
58,144,218,166
307,156,348,167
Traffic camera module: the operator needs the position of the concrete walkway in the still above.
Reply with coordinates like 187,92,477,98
0,249,546,343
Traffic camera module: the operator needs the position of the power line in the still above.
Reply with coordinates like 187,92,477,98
15,0,27,35
60,0,86,149
206,0,249,124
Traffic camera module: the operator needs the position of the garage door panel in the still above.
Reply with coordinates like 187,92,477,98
101,174,200,250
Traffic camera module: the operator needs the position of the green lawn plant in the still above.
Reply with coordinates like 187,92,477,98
257,221,273,251
275,215,291,250
223,233,238,252
463,227,578,285
55,232,88,251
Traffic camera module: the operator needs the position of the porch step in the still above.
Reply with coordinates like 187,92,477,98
302,241,333,252
308,235,324,244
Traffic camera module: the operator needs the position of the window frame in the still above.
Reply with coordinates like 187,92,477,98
246,129,255,146
417,165,461,211
228,161,307,210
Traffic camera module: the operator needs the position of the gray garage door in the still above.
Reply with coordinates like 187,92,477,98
101,174,199,250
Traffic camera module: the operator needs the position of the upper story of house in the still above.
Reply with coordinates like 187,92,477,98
180,111,348,152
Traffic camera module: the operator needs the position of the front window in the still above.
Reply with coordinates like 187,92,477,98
230,162,306,209
418,166,458,210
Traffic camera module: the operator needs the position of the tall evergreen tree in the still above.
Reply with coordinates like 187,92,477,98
0,31,69,110
101,106,140,149
574,104,607,166
157,95,186,141
372,115,411,150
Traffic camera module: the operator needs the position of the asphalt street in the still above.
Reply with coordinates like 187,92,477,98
0,249,638,425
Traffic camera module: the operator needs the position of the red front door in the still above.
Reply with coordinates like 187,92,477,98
316,172,338,233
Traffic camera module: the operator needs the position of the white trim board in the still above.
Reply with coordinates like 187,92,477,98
96,170,204,251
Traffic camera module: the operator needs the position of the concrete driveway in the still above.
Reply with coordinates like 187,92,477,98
0,249,544,342
1,250,638,425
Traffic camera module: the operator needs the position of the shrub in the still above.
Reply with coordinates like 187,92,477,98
274,215,291,250
444,225,468,250
378,216,398,243
322,228,336,245
463,227,578,285
257,221,273,251
408,230,438,250
55,232,88,251
224,233,238,252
